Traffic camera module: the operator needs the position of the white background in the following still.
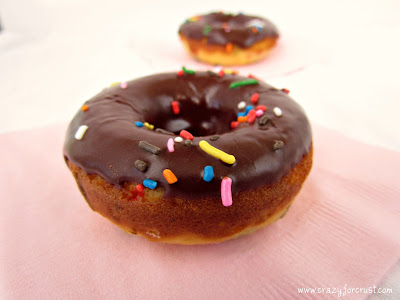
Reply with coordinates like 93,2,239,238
0,0,399,297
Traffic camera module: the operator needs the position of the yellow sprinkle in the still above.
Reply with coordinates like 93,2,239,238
198,140,235,165
110,81,120,87
144,122,154,130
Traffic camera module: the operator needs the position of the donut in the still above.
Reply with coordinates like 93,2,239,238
63,68,312,244
178,12,279,66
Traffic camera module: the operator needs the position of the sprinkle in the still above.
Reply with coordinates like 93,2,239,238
230,79,258,89
203,166,214,182
252,27,259,33
273,140,284,150
273,107,283,117
184,139,193,147
218,70,225,77
221,177,233,207
225,43,233,52
134,160,148,172
167,138,175,152
209,135,220,141
180,130,194,140
136,184,144,192
248,74,258,79
75,125,88,140
139,141,161,155
237,101,246,109
155,128,174,135
237,116,247,123
110,81,120,87
203,24,212,35
143,179,157,190
237,112,247,117
245,105,253,114
231,121,239,129
135,121,144,127
120,82,128,89
177,70,184,76
174,136,183,143
199,140,235,164
256,109,264,117
144,122,154,130
281,88,290,94
163,169,178,184
182,66,195,75
256,105,267,112
171,101,180,115
81,104,89,112
224,69,237,74
247,109,257,123
189,16,200,22
259,115,270,126
250,93,259,104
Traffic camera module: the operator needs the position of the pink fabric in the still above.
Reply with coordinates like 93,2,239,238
0,124,399,299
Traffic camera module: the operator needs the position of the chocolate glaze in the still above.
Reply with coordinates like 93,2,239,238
179,12,279,48
64,72,312,199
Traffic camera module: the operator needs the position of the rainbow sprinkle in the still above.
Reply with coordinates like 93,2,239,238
182,66,195,75
167,138,175,152
143,179,157,189
199,140,235,164
221,177,233,207
75,125,88,140
203,166,214,182
229,79,259,89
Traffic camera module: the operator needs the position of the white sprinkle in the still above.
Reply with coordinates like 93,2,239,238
75,125,89,140
212,66,222,73
174,137,183,143
273,107,282,117
120,81,128,89
237,101,246,110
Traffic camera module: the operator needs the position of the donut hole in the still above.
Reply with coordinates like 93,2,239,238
147,97,236,136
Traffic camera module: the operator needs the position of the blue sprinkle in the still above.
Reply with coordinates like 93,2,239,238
143,179,157,189
245,105,253,114
237,112,247,117
203,166,214,182
135,121,144,127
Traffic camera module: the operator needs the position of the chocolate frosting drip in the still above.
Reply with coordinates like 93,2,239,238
179,12,279,48
64,72,311,199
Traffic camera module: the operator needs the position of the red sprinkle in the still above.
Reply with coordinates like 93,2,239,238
218,70,225,77
231,121,239,129
171,101,180,114
248,74,258,79
256,105,267,112
250,93,259,104
136,184,144,192
180,130,194,140
247,109,257,123
177,70,184,76
281,88,290,94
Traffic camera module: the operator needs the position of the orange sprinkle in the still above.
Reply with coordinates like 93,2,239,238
252,27,258,34
81,104,89,111
225,43,233,53
163,169,178,184
237,116,248,123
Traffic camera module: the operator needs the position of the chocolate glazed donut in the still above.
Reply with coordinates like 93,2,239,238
64,69,312,244
179,12,280,65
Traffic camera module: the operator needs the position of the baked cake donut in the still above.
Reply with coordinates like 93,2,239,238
64,68,312,244
178,12,279,66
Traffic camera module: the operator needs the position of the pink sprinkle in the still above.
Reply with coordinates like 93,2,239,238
221,177,233,207
167,138,174,152
120,82,128,89
256,109,264,117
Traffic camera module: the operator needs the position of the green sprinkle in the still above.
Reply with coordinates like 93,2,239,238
229,79,259,89
182,66,195,75
203,24,211,35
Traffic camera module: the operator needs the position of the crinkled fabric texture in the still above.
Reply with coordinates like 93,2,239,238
0,124,399,299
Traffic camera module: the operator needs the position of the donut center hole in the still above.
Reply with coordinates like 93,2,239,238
147,97,236,136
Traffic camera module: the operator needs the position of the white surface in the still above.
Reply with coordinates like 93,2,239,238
1,0,399,297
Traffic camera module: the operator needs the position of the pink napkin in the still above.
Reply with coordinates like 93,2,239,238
1,124,399,299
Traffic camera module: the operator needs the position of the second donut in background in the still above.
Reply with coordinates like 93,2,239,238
178,11,279,66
